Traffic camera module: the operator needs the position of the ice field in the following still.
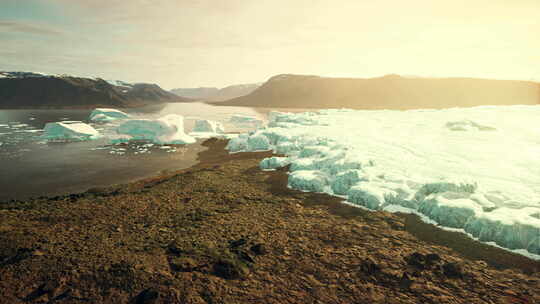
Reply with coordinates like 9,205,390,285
227,106,540,255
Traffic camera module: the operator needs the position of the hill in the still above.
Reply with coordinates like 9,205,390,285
171,83,260,101
216,74,540,109
0,72,191,109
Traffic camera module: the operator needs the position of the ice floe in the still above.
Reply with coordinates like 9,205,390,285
192,119,225,133
259,156,290,170
42,121,100,141
90,108,129,122
230,114,263,126
226,106,540,255
116,114,195,144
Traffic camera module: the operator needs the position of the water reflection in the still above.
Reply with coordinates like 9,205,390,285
0,102,286,201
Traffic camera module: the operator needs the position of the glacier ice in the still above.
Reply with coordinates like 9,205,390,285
445,119,496,131
418,193,483,228
192,119,225,133
246,133,271,151
331,169,365,195
259,156,290,170
463,207,540,254
288,170,328,192
116,114,195,144
42,121,100,141
225,105,540,256
230,114,263,126
90,108,129,122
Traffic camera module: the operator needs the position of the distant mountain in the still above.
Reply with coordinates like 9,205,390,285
0,72,191,108
170,87,219,99
171,83,260,101
216,74,540,110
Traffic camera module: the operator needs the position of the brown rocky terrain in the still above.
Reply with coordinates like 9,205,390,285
217,74,540,109
0,76,191,109
0,139,539,303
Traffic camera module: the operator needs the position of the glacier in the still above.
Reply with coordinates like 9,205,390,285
226,106,540,256
42,121,100,141
116,114,195,144
90,108,130,122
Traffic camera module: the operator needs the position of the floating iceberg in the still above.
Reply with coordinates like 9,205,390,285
226,105,540,256
90,108,129,122
189,119,226,139
192,119,225,133
42,121,100,141
116,114,195,144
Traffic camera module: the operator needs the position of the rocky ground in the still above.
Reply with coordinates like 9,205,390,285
0,139,539,303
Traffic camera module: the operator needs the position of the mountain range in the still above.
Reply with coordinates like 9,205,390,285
171,83,260,101
216,74,540,109
0,72,190,109
2,71,539,110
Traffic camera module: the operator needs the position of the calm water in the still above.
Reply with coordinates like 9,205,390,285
0,103,270,201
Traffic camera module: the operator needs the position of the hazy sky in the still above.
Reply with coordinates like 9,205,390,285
1,0,539,89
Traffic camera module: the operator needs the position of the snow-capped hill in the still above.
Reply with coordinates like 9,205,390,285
104,79,135,89
0,72,191,108
0,71,50,78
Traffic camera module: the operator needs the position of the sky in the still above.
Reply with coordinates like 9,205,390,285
0,0,539,89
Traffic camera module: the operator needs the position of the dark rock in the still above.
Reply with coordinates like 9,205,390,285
229,238,247,249
425,253,441,265
170,257,198,272
213,259,249,280
236,250,255,264
250,243,267,255
443,262,463,278
399,272,413,289
134,288,160,304
405,252,426,269
359,258,381,276
167,241,183,255
0,247,33,267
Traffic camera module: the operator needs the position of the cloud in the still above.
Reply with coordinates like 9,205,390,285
0,20,64,36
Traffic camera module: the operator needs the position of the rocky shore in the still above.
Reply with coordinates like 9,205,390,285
0,139,539,303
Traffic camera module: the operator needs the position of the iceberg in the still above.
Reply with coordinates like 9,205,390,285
192,119,225,133
230,114,263,126
116,114,195,144
288,170,328,192
259,156,290,170
225,105,540,256
418,193,483,228
42,121,100,141
464,207,540,254
247,134,271,151
90,108,129,122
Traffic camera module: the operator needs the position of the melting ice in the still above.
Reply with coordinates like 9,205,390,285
227,105,540,256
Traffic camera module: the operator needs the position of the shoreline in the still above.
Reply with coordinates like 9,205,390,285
0,141,208,202
1,138,538,303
